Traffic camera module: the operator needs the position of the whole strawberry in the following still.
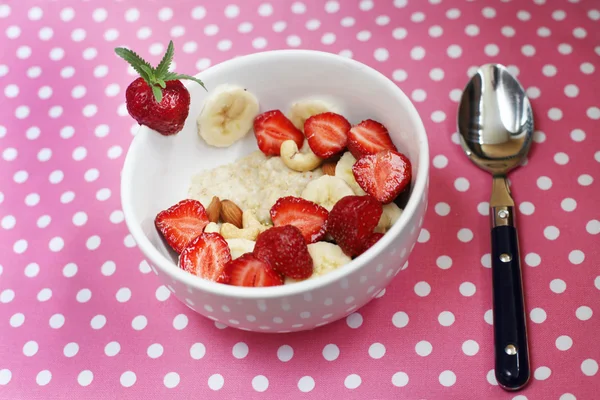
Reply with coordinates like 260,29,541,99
114,40,206,136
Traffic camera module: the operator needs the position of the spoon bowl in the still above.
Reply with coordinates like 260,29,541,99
458,63,533,392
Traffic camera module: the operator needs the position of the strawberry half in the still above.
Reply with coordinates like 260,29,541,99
224,253,284,287
115,40,206,136
352,150,412,204
270,196,329,243
253,110,304,156
179,232,232,283
304,112,351,158
254,225,314,279
327,195,383,257
347,119,398,159
155,199,210,253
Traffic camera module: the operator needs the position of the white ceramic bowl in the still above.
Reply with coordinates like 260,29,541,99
121,50,429,333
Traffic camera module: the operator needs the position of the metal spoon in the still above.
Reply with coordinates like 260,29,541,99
458,64,532,391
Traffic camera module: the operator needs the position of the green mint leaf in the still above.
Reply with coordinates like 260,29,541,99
154,40,174,79
140,64,155,82
114,47,153,83
151,85,163,103
163,73,207,91
156,78,166,89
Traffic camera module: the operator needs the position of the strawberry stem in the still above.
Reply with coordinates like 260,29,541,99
114,40,207,103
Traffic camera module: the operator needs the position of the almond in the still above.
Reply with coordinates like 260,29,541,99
220,200,243,228
322,161,337,176
206,196,221,223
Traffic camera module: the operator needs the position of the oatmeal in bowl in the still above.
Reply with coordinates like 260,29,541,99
121,48,429,332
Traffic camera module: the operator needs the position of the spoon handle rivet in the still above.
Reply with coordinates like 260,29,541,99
500,253,512,263
505,344,518,355
498,209,509,219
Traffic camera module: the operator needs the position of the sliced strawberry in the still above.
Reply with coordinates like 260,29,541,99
224,253,284,287
253,110,304,156
359,232,384,255
352,150,412,204
347,119,398,159
304,112,350,158
179,232,232,283
270,196,329,243
254,225,314,279
327,195,383,257
155,199,210,253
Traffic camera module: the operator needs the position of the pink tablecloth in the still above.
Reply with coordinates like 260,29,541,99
1,0,599,399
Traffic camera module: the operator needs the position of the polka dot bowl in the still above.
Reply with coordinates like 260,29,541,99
121,49,429,332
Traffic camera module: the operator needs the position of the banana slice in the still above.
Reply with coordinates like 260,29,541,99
288,99,336,131
335,151,367,195
286,242,352,284
375,202,403,233
301,175,354,211
197,84,260,147
225,238,256,260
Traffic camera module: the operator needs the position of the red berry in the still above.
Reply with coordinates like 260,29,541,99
224,253,284,287
126,77,191,136
179,233,232,283
327,195,383,257
352,150,412,204
254,226,314,279
304,112,351,158
347,119,397,159
359,232,385,255
253,110,304,156
270,196,329,243
155,199,210,253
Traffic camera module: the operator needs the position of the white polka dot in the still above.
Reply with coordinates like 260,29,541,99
482,7,496,18
231,342,249,359
322,344,340,361
63,263,77,277
147,343,163,359
550,279,566,294
415,341,432,356
0,289,15,303
325,1,340,13
356,30,372,41
224,4,240,18
13,239,28,254
217,39,232,52
537,26,551,37
183,41,198,53
417,229,430,243
564,84,579,98
22,340,39,357
438,311,455,326
173,314,188,330
48,237,64,252
322,33,336,45
410,46,425,60
208,373,224,390
414,281,431,297
16,46,32,59
277,345,294,362
522,45,536,56
530,307,547,323
37,288,52,302
454,177,470,192
86,235,101,250
534,366,551,381
120,371,136,388
84,168,99,182
525,253,541,267
100,339,118,357
450,89,462,102
392,27,407,40
581,62,595,74
48,314,65,329
36,370,52,386
1,215,15,230
558,43,573,54
10,313,25,328
298,376,315,392
28,7,42,20
517,10,531,20
60,7,75,21
132,315,147,330
581,359,598,376
587,220,600,235
570,129,586,142
485,44,499,57
392,69,407,82
76,289,92,303
537,176,552,190
63,342,78,358
72,211,88,227
252,375,269,392
115,287,131,303
376,15,390,25
163,372,179,389
556,335,573,351
190,343,206,360
459,282,476,297
77,370,93,387
272,21,286,32
438,370,456,387
552,10,566,20
457,228,473,243
252,37,267,49
412,89,427,102
431,111,446,122
392,311,409,328
519,201,535,215
258,3,273,16
527,87,541,99
434,203,450,217
544,226,560,240
561,198,577,212
340,17,355,27
462,340,479,356
576,306,592,321
428,25,442,37
15,105,30,119
368,343,386,359
344,374,361,389
578,174,593,186
90,314,106,330
587,107,600,120
573,27,587,38
346,312,363,328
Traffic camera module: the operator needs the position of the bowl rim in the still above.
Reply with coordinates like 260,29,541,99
121,49,430,299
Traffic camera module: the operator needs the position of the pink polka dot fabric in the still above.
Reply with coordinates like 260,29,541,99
1,0,599,398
